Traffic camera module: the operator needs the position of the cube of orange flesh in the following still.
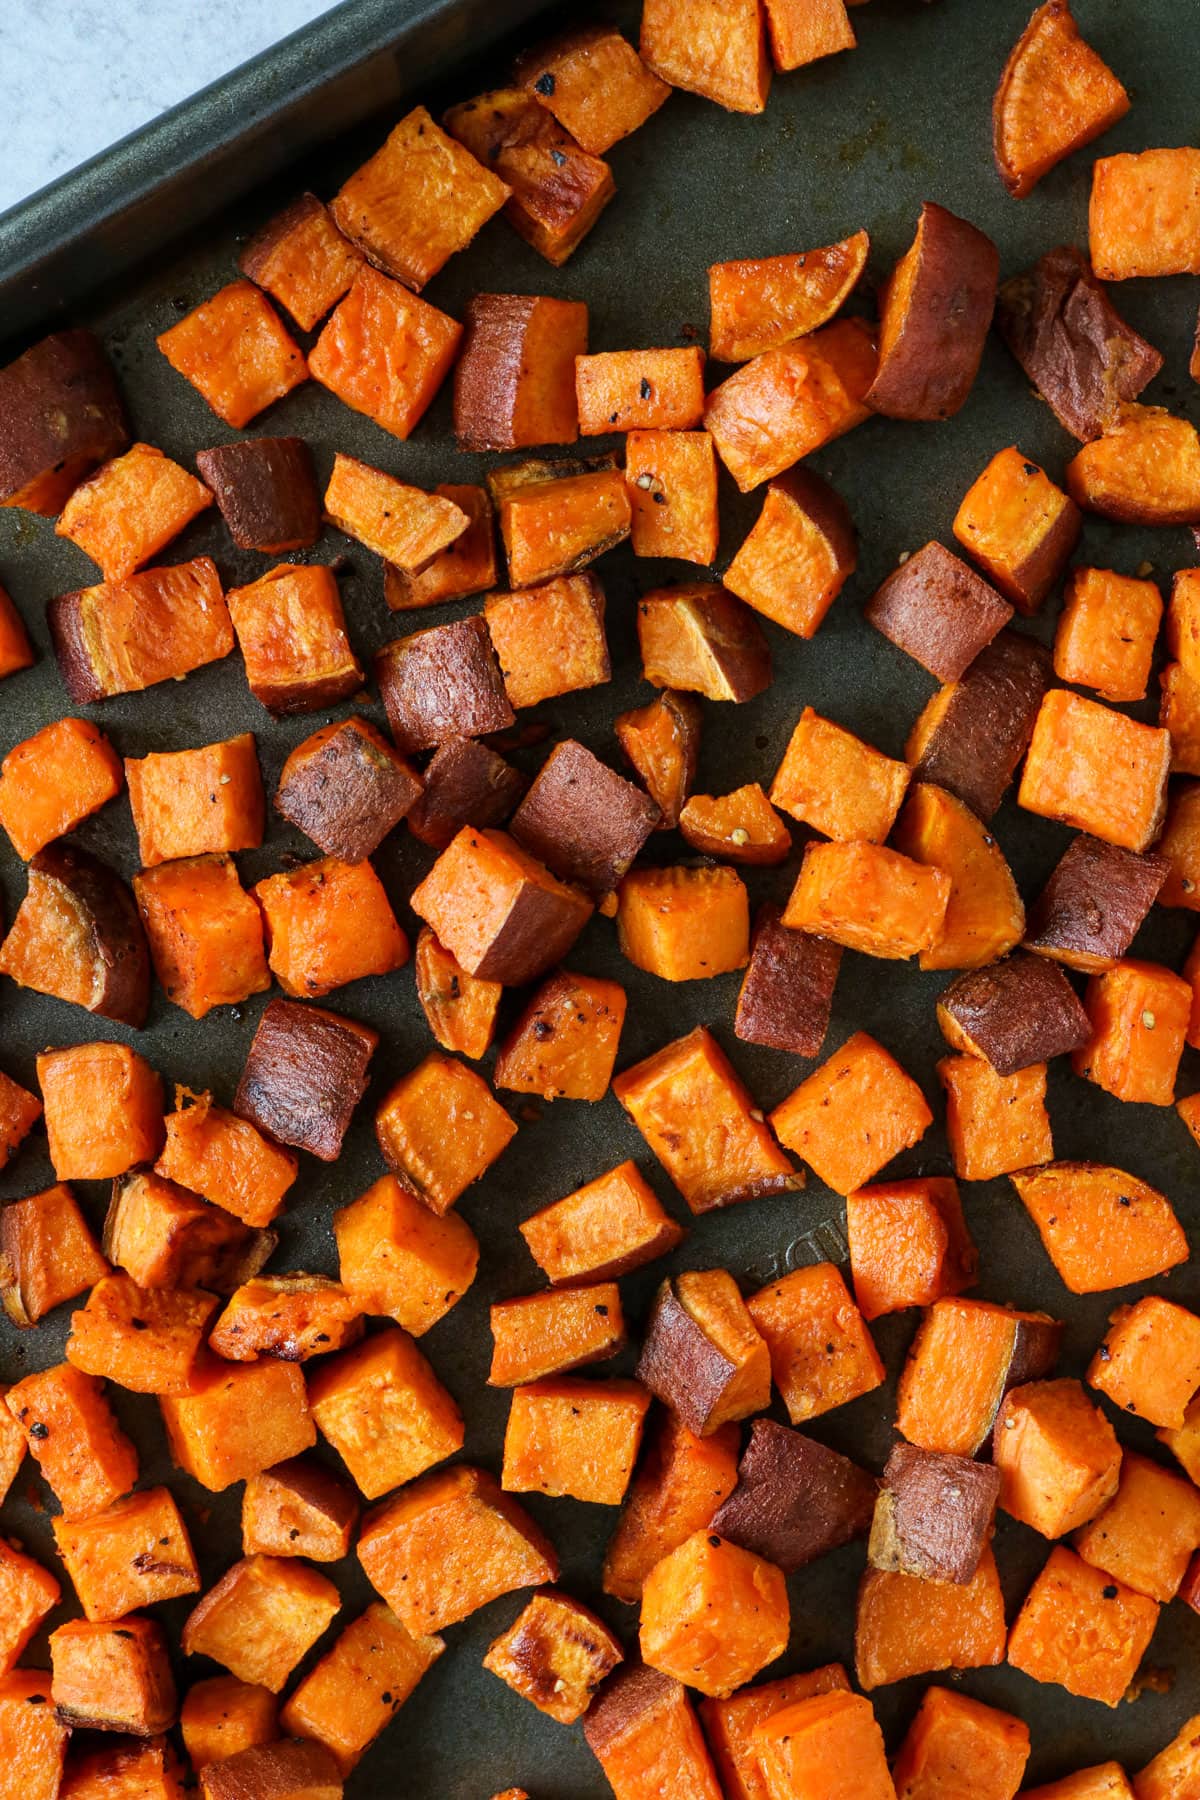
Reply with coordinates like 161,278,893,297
940,1055,1053,1182
700,1665,852,1800
1019,689,1170,853
1090,148,1200,281
135,856,271,1020
747,1263,884,1425
0,1539,60,1676
53,1486,200,1620
53,559,235,700
485,574,611,710
771,1031,932,1194
227,563,363,714
897,1297,1060,1456
50,1615,177,1734
494,970,626,1100
856,1547,1007,1690
520,1161,686,1284
483,1590,623,1724
375,1052,516,1215
724,471,856,637
586,1666,723,1800
56,443,213,582
617,865,750,981
1007,1546,1158,1707
0,1070,41,1173
324,450,468,569
1090,1296,1200,1431
160,1359,316,1491
640,1531,788,1699
307,1327,464,1500
0,1670,68,1799
517,25,670,154
765,0,856,71
240,191,363,331
126,734,264,868
385,484,497,609
783,841,951,960
1068,406,1200,526
156,281,307,429
409,827,593,983
994,1379,1122,1538
6,1362,138,1519
181,1674,279,1772
603,1414,740,1604
208,1275,362,1363
576,347,706,435
241,1459,359,1563
1073,959,1191,1104
1137,1719,1200,1800
335,1173,478,1337
953,447,1080,612
754,1691,895,1800
67,1276,217,1395
0,717,123,860
502,1377,651,1505
1014,1163,1188,1296
0,1180,108,1327
771,708,909,842
255,855,407,999
489,1284,625,1385
846,1177,976,1322
1055,568,1161,704
414,927,502,1059
626,430,720,564
498,468,631,588
309,266,463,440
892,780,1025,971
183,1556,341,1693
1074,1450,1200,1602
640,0,770,114
279,1603,443,1775
890,1687,1029,1800
156,1095,297,1230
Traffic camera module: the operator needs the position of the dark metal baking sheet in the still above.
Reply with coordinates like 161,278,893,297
3,0,1200,1793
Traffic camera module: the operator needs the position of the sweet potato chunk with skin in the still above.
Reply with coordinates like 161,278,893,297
0,1071,41,1174
771,1031,931,1194
410,826,592,985
494,970,626,1101
325,451,466,572
199,1741,341,1800
0,584,34,679
209,1275,362,1363
275,719,419,863
615,1026,797,1213
160,1360,315,1491
51,557,234,703
576,348,706,435
308,1327,464,1499
6,1361,137,1519
105,1169,273,1296
68,1276,218,1396
771,707,908,843
994,1,1129,199
994,1378,1122,1539
1026,834,1168,973
708,231,868,364
375,615,512,755
639,582,772,701
604,1413,739,1604
521,1162,685,1285
454,294,587,452
517,24,669,153
332,104,508,289
489,1284,625,1386
56,442,212,582
754,1691,893,1800
588,1664,724,1800
1160,782,1200,909
847,1178,976,1322
618,865,749,982
940,1055,1052,1182
127,733,264,869
636,1271,770,1437
1091,1296,1200,1432
0,1180,108,1327
53,1487,200,1621
704,318,877,492
0,329,127,516
867,203,998,421
375,1052,516,1214
1008,1546,1158,1707
0,843,149,1026
615,691,702,831
640,0,768,113
242,1459,360,1563
908,628,1051,822
867,543,1012,682
135,854,270,1020
503,1378,650,1505
195,437,319,554
310,268,462,443
712,1419,875,1575
235,999,378,1163
0,1670,68,1800
182,1675,279,1772
357,1464,558,1634
484,1590,623,1724
412,927,501,1060
996,246,1162,442
640,1532,788,1700
279,1604,441,1776
444,88,614,266
158,1093,296,1230
227,563,362,716
1074,959,1190,1105
335,1172,478,1337
899,1297,1062,1456
784,840,950,961
0,718,122,861
735,905,841,1057
1021,689,1171,853
725,467,855,640
1068,404,1200,524
953,447,1080,614
0,1538,60,1676
254,856,406,1000
39,1042,163,1182
492,460,631,587
856,1546,1006,1691
626,429,719,564
747,1265,884,1425
937,949,1090,1073
407,736,524,853
184,1557,340,1695
1074,1450,1200,1602
1090,148,1200,280
894,783,1024,972
240,191,363,331
51,1615,177,1735
869,1444,999,1585
486,573,610,710
892,1688,1029,1800
157,282,306,428
1055,566,1161,704
511,739,659,895
385,483,496,611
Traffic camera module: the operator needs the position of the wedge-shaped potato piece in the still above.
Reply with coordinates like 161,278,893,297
490,456,631,586
0,329,127,515
712,1418,876,1574
867,542,1011,681
242,1457,359,1563
679,785,790,865
994,0,1129,199
1067,405,1200,524
239,190,363,331
484,1590,623,1724
324,451,467,568
0,843,149,1027
936,949,1090,1074
409,827,592,986
412,926,502,1060
953,447,1080,614
708,231,868,362
615,688,701,828
516,24,669,154
640,1531,789,1699
1013,1162,1188,1294
310,267,462,441
385,483,497,611
1018,688,1170,852
636,1270,770,1437
867,203,998,420
893,783,1024,971
1024,834,1168,972
868,1443,999,1585
898,1297,1062,1456
209,1274,363,1363
228,564,363,717
455,294,587,451
637,582,771,700
735,904,841,1058
640,0,769,114
907,629,1051,823
704,318,876,491
50,558,233,702
724,466,855,637
1090,147,1200,279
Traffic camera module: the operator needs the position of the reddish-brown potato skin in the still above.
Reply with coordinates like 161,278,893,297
996,247,1163,442
375,616,514,754
13,843,151,1028
407,737,527,850
868,1443,1000,1584
1024,834,1169,971
866,542,1013,682
734,904,841,1058
866,203,999,421
639,584,773,703
583,1662,683,1758
104,1170,277,1295
235,999,378,1162
198,1738,344,1800
454,293,588,451
615,689,703,829
938,951,1091,1075
635,1279,739,1436
195,438,321,552
711,1418,877,1573
510,740,660,894
0,330,128,514
275,721,423,863
910,630,1052,822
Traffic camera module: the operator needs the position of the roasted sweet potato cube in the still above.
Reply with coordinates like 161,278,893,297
61,1739,186,1798
407,737,524,852
704,318,876,492
184,1557,340,1695
1019,688,1170,852
868,1443,998,1585
0,1181,107,1328
53,1487,200,1621
332,104,508,289
255,856,406,1000
412,925,502,1058
0,329,127,515
56,442,212,582
158,1092,297,1229
209,1274,362,1363
867,202,998,421
898,1296,1063,1455
640,0,769,113
39,1042,163,1182
1073,959,1190,1105
310,268,462,442
67,1276,217,1396
1168,567,1200,687
603,1413,739,1604
384,483,497,611
510,740,657,895
723,467,854,641
1008,1546,1158,1707
894,781,1025,972
160,1360,315,1491
1053,566,1161,705
357,1464,558,1633
940,1055,1053,1182
490,1283,626,1386
618,865,749,981
614,1026,797,1213
275,718,419,863
335,1172,478,1337
484,1590,622,1724
127,733,264,868
712,1418,875,1574
1137,1719,1200,1800
1160,782,1200,909
0,584,33,680
520,1161,685,1285
735,905,841,1058
847,1177,976,1322
770,1032,931,1192
625,428,719,564
198,1740,342,1800
1090,147,1200,280
325,451,467,572
855,1545,1007,1690
492,459,631,587
308,1327,463,1500
615,688,701,828
242,1458,360,1564
636,1271,769,1437
678,785,790,865
375,615,511,754
6,1361,137,1518
994,0,1129,198
0,1539,60,1676
1068,404,1200,525
51,556,235,703
576,347,705,436
503,1377,650,1505
771,706,908,842
235,999,377,1163
994,1378,1122,1538
1090,1295,1200,1431
753,1692,892,1800
517,24,669,152
953,447,1080,613
908,628,1051,822
454,295,587,453
444,88,614,265
937,950,1089,1074
157,282,306,428
783,841,950,961
1072,1450,1200,1602
410,827,593,985
867,542,1012,682
51,1616,177,1735
1026,833,1168,973
1016,1161,1187,1296
0,1670,69,1800
708,231,869,365
227,564,362,717
640,1531,788,1699
0,1397,27,1507
195,437,319,554
747,1264,884,1424
135,854,270,1020
996,245,1162,441
486,573,610,709
892,1688,1029,1800
0,1070,40,1174
182,1675,279,1773
239,192,364,332
0,842,149,1027
764,0,856,69
585,1664,722,1799
494,970,626,1101
375,1052,516,1213
279,1603,441,1776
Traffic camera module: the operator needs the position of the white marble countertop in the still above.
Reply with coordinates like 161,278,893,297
1,0,339,214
